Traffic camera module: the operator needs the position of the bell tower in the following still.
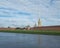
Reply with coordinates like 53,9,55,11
38,18,41,27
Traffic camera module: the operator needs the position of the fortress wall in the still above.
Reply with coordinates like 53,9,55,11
0,26,60,31
31,26,60,31
0,28,16,30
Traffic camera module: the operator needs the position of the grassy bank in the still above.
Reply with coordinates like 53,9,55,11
0,30,60,35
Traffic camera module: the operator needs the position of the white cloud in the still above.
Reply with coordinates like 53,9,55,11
0,0,60,27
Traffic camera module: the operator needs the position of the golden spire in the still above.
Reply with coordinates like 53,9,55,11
38,18,41,27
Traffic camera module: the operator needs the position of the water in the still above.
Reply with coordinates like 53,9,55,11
0,32,60,48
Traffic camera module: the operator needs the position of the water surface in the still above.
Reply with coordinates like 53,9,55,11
0,32,60,48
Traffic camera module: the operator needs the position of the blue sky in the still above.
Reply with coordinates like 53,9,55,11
0,0,60,27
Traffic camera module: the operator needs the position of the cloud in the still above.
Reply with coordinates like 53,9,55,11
0,17,35,27
0,0,60,27
0,6,31,17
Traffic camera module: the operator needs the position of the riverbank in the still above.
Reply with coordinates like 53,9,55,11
0,30,60,35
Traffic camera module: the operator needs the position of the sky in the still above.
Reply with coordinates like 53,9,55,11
0,0,60,27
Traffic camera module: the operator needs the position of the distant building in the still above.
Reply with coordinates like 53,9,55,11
25,25,31,30
38,18,41,27
31,18,60,31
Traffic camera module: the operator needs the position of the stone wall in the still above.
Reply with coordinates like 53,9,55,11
31,26,60,31
0,28,16,30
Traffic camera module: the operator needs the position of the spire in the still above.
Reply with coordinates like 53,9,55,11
38,18,41,27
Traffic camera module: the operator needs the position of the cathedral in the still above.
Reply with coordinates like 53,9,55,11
34,18,41,27
38,18,41,27
31,18,60,30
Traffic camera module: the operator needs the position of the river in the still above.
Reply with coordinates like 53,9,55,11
0,32,60,48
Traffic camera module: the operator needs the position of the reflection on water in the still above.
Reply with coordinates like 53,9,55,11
0,32,60,48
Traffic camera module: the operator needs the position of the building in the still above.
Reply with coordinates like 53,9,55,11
38,18,41,27
25,25,31,30
31,18,60,31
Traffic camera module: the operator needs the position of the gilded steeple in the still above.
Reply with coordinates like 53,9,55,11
38,18,41,27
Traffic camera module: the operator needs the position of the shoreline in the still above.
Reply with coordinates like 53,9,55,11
0,30,60,35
